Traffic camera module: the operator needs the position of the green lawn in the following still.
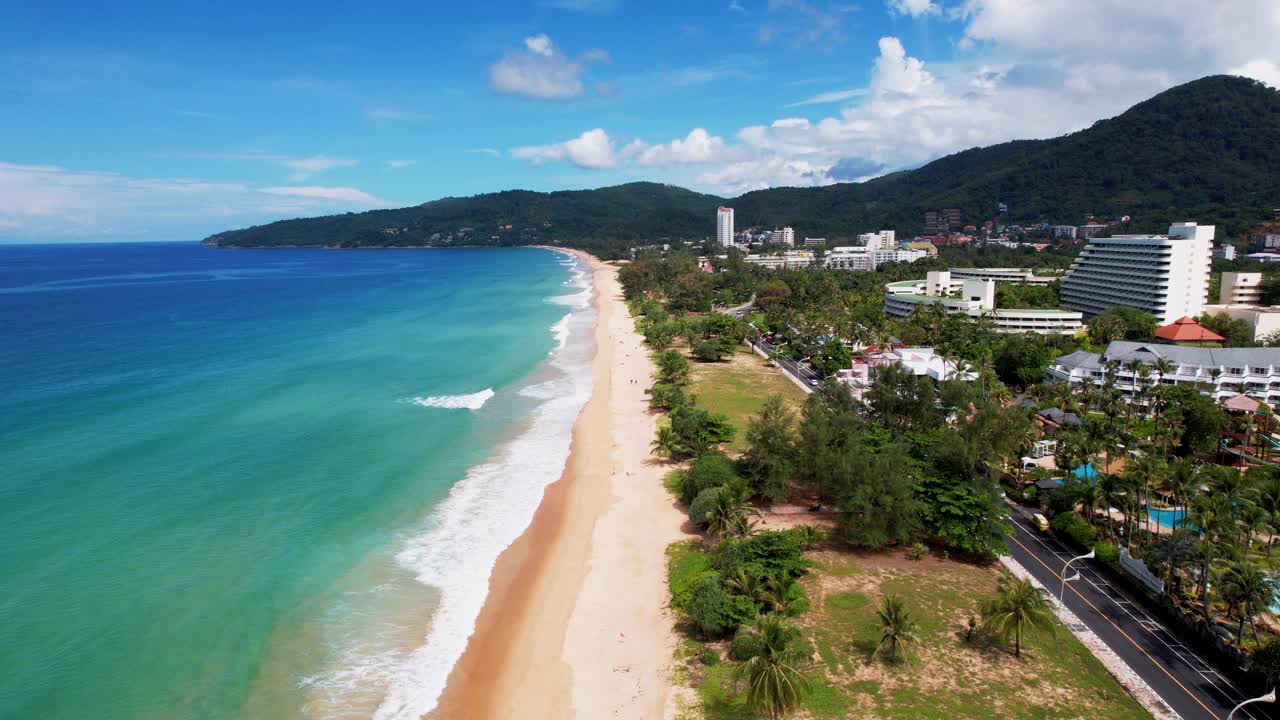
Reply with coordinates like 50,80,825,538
687,348,808,451
681,549,1151,720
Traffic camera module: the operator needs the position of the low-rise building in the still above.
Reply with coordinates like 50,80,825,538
836,346,977,400
1201,304,1280,342
1220,272,1264,305
826,246,876,270
1248,224,1280,253
947,268,1057,286
1047,341,1280,404
771,227,796,246
1247,252,1280,263
1214,245,1237,261
743,251,816,269
883,271,1083,335
803,237,827,247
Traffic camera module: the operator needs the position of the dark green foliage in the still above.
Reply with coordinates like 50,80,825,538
701,648,720,666
692,338,734,362
681,453,741,505
1196,311,1257,347
1051,511,1098,549
810,339,852,376
647,382,689,411
689,486,723,528
1165,384,1228,455
865,363,941,432
667,542,715,610
670,405,736,457
1261,275,1280,306
742,395,799,502
687,574,734,638
1094,540,1119,564
1087,305,1158,344
835,445,925,549
655,350,690,384
729,627,764,661
206,78,1280,251
714,530,810,580
1252,637,1280,686
921,481,1011,557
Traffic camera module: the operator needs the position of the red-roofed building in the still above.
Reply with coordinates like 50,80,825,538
1155,316,1225,344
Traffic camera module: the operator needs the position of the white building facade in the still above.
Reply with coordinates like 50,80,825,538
1059,222,1214,324
743,251,816,270
1048,342,1280,405
716,206,735,247
884,271,1083,335
771,227,795,246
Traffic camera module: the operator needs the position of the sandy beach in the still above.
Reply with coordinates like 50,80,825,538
430,250,688,719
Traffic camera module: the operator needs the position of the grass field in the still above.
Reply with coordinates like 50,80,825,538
679,548,1151,720
687,348,809,451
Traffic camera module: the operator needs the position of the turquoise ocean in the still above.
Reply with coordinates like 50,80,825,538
0,243,595,719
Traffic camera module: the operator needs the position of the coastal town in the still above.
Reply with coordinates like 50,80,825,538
608,203,1280,719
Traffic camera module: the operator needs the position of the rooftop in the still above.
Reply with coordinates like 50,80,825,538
1154,316,1225,343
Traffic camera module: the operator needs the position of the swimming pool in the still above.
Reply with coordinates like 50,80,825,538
1146,507,1192,530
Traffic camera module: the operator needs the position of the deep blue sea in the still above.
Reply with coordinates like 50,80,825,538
0,243,594,720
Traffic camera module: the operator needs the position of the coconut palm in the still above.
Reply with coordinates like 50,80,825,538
875,595,919,662
1189,494,1238,621
725,566,768,605
759,573,803,616
981,578,1055,657
651,426,680,458
731,616,811,720
704,486,759,538
1216,560,1276,644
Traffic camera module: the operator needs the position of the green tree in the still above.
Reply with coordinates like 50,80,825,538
834,445,924,549
875,595,919,663
671,406,736,457
693,338,734,362
655,349,690,384
731,616,811,720
981,578,1055,657
922,482,1012,558
687,574,734,638
651,426,680,458
1165,384,1228,456
811,339,852,376
1216,560,1275,644
680,453,741,505
1252,637,1280,688
743,395,799,502
704,485,760,539
1087,306,1157,344
648,382,689,411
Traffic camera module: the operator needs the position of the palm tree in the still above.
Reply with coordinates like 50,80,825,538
760,574,802,616
981,578,1055,657
705,486,759,538
651,426,680,458
732,616,810,720
1216,560,1276,644
792,524,828,550
726,566,767,605
875,595,919,662
1189,494,1238,621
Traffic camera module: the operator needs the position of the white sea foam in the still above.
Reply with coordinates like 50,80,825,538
406,388,495,410
357,250,595,720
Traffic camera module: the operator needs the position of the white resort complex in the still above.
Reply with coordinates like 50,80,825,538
1049,342,1280,405
1059,222,1215,323
883,270,1083,335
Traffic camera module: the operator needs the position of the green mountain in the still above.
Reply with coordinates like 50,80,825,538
203,75,1280,254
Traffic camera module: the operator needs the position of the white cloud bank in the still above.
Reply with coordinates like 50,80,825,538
488,34,586,100
512,128,617,168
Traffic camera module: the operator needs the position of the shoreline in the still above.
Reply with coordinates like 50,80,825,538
431,250,687,719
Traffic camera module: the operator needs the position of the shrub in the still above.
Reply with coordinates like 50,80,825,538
693,339,733,362
681,453,740,505
687,574,733,638
1050,511,1098,549
726,594,759,629
648,383,688,411
729,628,762,661
1253,637,1280,686
689,486,723,528
700,648,720,666
714,530,809,580
1094,540,1119,564
667,542,714,611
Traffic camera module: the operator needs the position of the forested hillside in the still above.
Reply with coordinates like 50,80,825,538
203,76,1280,254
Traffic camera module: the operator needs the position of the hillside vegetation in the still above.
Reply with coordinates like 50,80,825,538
203,76,1280,254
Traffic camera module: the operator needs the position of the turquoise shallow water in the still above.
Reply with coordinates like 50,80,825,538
0,243,591,720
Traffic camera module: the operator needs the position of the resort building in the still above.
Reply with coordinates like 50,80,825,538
1153,316,1225,344
743,251,816,270
1219,272,1264,305
826,246,875,270
770,227,795,246
1214,245,1237,261
1059,222,1214,324
856,230,896,250
883,271,1084,335
873,249,928,265
947,268,1057,286
1047,341,1280,404
716,206,734,247
836,346,977,400
1200,304,1280,342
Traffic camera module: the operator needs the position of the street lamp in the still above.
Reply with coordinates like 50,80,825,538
1228,688,1276,720
1060,549,1095,603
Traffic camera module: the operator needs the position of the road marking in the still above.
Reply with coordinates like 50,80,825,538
1007,532,1222,720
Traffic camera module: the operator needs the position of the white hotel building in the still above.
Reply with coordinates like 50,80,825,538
884,271,1083,335
1059,222,1214,324
1049,342,1280,405
716,206,735,247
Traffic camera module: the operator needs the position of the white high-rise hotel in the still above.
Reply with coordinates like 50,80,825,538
1059,222,1214,324
717,206,735,247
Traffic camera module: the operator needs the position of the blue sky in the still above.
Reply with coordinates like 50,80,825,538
2,0,1278,242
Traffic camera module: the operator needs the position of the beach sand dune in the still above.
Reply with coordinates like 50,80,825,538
431,252,687,719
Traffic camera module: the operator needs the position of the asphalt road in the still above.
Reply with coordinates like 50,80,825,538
748,336,822,390
1004,501,1276,720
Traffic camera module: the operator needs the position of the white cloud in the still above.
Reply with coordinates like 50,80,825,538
886,0,938,17
1231,59,1280,89
511,128,616,168
786,87,867,106
581,48,612,64
467,148,502,157
631,128,734,166
0,161,393,240
385,160,416,168
771,118,811,129
729,0,746,11
696,156,835,194
488,35,585,100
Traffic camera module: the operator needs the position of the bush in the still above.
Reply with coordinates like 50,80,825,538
687,574,733,638
1094,540,1119,564
729,628,762,661
1253,637,1280,686
689,486,723,528
693,339,733,362
667,542,715,611
714,530,809,580
681,453,740,505
648,383,689,411
700,648,720,666
1050,511,1098,549
726,593,760,628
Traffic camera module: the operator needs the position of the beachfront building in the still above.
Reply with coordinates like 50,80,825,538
716,206,735,247
883,271,1084,335
1048,341,1280,404
770,227,795,246
1059,222,1214,324
826,245,875,270
856,230,896,250
743,251,816,269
